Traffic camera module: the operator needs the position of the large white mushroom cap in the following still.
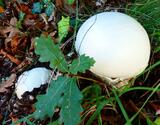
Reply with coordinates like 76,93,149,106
15,67,51,99
75,12,151,80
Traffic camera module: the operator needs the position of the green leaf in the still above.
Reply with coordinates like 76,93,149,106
0,0,4,6
146,117,156,125
112,87,131,125
67,0,75,5
60,78,83,125
32,2,42,14
45,3,55,16
33,76,68,119
16,11,25,29
35,35,68,72
42,0,51,4
48,120,60,125
19,11,25,21
58,16,70,42
154,117,160,125
33,77,83,125
69,54,95,74
86,100,109,125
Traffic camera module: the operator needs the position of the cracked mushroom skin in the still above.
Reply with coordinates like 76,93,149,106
75,12,151,80
15,67,51,99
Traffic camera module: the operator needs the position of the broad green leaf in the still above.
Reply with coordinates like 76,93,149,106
67,0,75,5
33,76,83,125
60,78,83,125
35,35,68,72
58,16,70,42
48,120,60,125
33,76,68,119
69,54,95,74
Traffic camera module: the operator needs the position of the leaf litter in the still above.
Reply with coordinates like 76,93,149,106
0,0,160,125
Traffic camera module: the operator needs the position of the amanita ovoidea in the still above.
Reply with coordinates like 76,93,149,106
15,67,51,99
75,12,151,83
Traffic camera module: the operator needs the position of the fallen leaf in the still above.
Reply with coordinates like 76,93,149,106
55,0,75,14
0,49,21,65
1,17,20,44
0,74,16,93
9,113,22,125
0,6,4,13
10,33,29,55
1,18,29,56
19,3,32,15
11,57,33,73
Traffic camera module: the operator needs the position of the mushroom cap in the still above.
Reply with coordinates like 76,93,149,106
75,12,151,80
15,67,51,99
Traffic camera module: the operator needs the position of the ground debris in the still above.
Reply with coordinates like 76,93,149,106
0,73,16,93
0,49,21,65
0,0,159,125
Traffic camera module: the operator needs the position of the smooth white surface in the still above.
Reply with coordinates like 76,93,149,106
15,67,51,99
75,12,151,80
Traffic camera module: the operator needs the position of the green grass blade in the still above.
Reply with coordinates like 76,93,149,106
112,87,131,125
137,60,160,78
120,86,160,96
86,100,109,125
98,114,102,125
125,82,160,124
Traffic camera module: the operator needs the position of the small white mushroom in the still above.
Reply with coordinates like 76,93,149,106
15,67,51,99
75,12,151,83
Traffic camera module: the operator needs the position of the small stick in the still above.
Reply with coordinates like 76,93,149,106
0,49,21,65
129,100,147,120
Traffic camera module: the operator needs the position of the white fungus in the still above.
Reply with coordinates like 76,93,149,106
75,12,151,81
15,67,51,99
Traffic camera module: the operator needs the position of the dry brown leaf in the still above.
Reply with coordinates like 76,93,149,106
9,113,22,125
0,6,4,13
11,57,33,73
0,49,21,65
18,3,32,14
10,33,28,55
0,74,16,93
1,17,20,44
23,11,38,25
10,17,18,26
55,0,75,14
55,0,64,8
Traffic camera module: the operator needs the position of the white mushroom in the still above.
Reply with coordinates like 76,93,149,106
75,12,151,82
15,67,51,99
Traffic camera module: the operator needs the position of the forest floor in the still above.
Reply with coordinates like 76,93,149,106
0,0,160,125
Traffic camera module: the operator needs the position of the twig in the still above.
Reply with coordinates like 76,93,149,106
128,100,146,120
0,49,21,65
70,74,107,87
